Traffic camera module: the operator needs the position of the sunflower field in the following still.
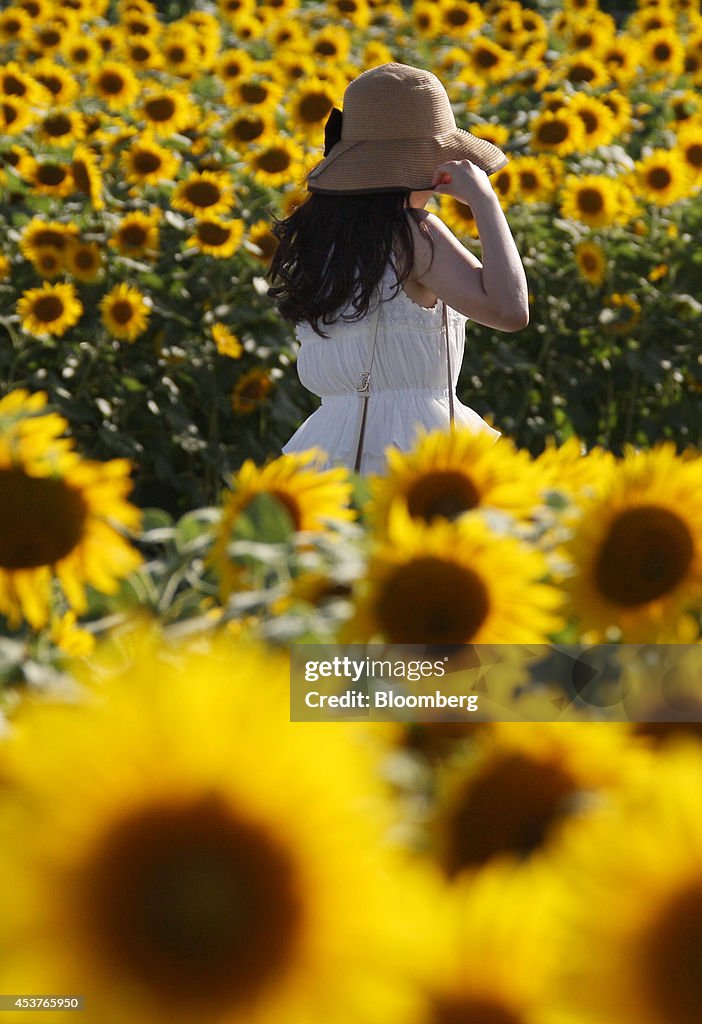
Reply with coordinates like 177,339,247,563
2,0,702,1021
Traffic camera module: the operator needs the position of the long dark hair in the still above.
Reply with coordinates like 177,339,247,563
267,192,433,339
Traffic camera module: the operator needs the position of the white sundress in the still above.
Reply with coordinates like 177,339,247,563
281,261,501,476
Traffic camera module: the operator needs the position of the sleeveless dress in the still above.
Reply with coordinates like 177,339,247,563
281,262,501,476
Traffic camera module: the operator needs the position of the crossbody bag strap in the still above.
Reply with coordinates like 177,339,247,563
352,287,383,474
444,300,455,426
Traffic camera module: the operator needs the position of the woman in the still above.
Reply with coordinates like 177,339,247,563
268,62,529,475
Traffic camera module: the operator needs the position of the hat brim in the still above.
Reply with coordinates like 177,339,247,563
306,130,508,194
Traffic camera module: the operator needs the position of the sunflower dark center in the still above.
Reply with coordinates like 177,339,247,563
298,92,334,123
446,8,470,26
185,181,221,207
538,120,568,144
314,41,338,56
75,249,97,269
36,73,62,96
99,72,126,95
38,27,61,46
111,300,135,325
232,116,264,141
685,143,702,168
38,164,67,186
638,884,702,1024
567,63,595,83
257,148,290,173
406,470,481,522
579,188,604,213
431,994,524,1024
649,167,672,190
476,47,499,68
442,753,577,874
166,46,186,63
593,505,694,606
2,103,18,124
71,160,91,192
375,557,490,644
653,42,672,61
4,74,26,95
134,150,162,174
120,223,148,246
581,252,598,272
0,468,88,569
240,83,267,104
32,229,66,248
145,97,176,122
198,221,231,245
43,113,72,136
130,44,151,62
33,294,65,321
81,794,302,1011
521,171,538,190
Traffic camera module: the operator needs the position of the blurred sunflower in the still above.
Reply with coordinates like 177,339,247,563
601,291,641,334
574,240,607,285
171,169,235,220
18,219,78,262
210,450,355,598
90,61,140,112
567,93,617,150
561,443,702,642
30,57,79,105
530,108,585,157
286,77,338,140
344,503,563,645
218,0,256,21
17,281,82,338
674,123,702,185
99,282,151,343
0,60,48,106
223,110,272,150
24,157,74,199
439,195,479,239
139,88,196,136
310,25,351,63
438,0,484,37
431,721,641,876
601,36,641,85
0,6,32,43
230,368,275,416
553,51,611,88
36,109,86,148
0,389,141,629
634,149,693,206
413,1,442,37
460,36,515,85
559,174,622,228
0,96,34,135
27,246,64,279
110,209,161,258
640,26,685,77
185,217,244,259
0,633,420,1024
62,34,103,70
246,138,305,188
600,89,633,135
121,132,180,188
247,220,278,263
511,154,556,203
212,323,243,358
161,25,201,79
70,144,104,210
64,240,103,283
552,745,702,1024
123,35,165,73
367,428,542,535
227,75,283,113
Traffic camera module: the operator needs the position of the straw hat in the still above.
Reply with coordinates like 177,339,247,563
307,62,508,194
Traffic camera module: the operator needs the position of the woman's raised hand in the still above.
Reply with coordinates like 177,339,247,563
431,159,497,206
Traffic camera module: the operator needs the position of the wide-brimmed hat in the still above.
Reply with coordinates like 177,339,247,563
307,62,508,194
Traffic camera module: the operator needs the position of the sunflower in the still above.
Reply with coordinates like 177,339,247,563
18,219,78,262
181,216,242,259
327,0,372,28
212,323,243,358
121,133,180,187
559,173,622,228
640,26,685,77
344,503,563,645
36,109,86,149
70,144,104,210
0,60,49,106
218,0,256,21
460,36,515,84
140,87,195,136
27,246,65,279
223,110,272,149
64,240,103,283
17,281,82,338
310,25,351,63
62,34,103,70
286,77,338,140
161,25,201,79
530,107,586,157
246,138,305,188
123,35,164,73
561,443,702,642
110,209,161,258
171,169,235,220
230,368,274,415
601,37,642,85
553,51,612,88
437,0,484,37
29,57,78,105
674,123,702,186
574,239,607,285
431,720,641,876
99,282,151,343
0,631,421,1024
410,859,561,1024
247,220,278,263
90,61,140,112
413,1,442,36
210,450,355,598
634,149,693,206
552,745,702,1024
0,96,34,135
511,154,556,203
600,291,641,334
24,156,74,199
0,389,141,629
0,6,32,43
227,75,283,113
668,88,702,126
367,428,542,536
567,93,617,150
438,194,479,239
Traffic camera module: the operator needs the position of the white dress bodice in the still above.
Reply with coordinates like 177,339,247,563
281,262,500,475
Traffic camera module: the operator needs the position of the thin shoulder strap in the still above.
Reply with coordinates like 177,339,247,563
444,300,455,425
352,287,383,474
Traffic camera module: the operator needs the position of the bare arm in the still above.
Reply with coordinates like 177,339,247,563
409,160,530,332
